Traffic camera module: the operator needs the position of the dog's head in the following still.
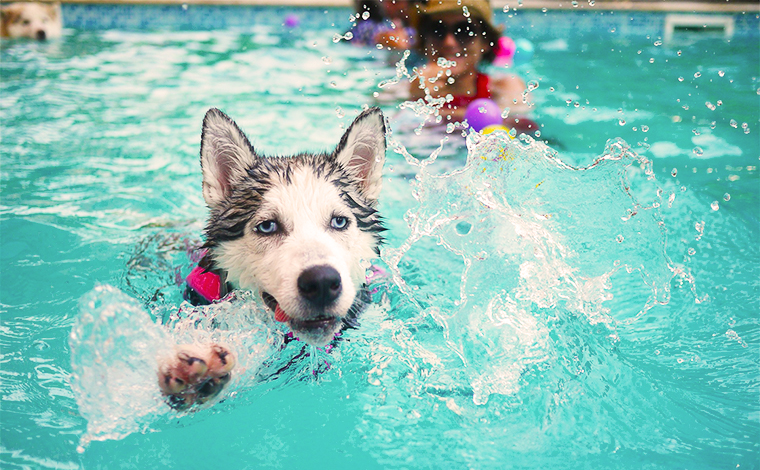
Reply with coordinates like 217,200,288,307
199,107,386,346
1,2,62,40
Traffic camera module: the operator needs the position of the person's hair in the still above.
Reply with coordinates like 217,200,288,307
416,14,499,63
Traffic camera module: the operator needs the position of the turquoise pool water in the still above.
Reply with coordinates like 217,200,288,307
1,6,758,469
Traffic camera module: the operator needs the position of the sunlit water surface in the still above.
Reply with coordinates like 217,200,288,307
1,8,758,470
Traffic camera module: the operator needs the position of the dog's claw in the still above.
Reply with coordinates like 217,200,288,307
207,344,236,377
157,344,235,409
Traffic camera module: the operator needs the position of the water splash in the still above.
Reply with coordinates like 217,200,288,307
69,285,172,449
69,285,281,449
381,131,678,405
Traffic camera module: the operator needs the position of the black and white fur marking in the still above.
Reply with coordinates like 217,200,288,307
199,107,386,346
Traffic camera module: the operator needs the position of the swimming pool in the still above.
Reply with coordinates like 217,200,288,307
1,4,758,469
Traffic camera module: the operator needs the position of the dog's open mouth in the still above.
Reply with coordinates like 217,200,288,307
261,292,341,341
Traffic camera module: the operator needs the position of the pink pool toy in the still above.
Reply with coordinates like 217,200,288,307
494,36,516,67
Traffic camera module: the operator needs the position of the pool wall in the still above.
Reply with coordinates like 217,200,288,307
57,2,760,39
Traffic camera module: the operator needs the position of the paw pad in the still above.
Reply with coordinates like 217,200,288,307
158,344,236,410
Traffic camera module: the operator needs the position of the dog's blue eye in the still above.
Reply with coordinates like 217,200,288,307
330,216,348,230
255,220,278,234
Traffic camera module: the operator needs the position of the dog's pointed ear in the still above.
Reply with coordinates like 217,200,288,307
200,108,257,208
334,107,386,201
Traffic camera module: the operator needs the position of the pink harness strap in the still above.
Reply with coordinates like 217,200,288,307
185,266,222,303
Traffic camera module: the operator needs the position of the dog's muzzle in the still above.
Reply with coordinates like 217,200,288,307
297,265,342,310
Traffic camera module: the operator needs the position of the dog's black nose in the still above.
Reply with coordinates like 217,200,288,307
36,30,47,40
297,265,342,309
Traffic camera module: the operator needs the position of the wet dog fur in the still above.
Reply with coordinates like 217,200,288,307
158,107,387,408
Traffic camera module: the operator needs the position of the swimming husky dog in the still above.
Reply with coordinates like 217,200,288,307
158,107,387,408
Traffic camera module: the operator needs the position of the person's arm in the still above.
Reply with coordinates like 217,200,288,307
490,74,532,115
373,20,412,49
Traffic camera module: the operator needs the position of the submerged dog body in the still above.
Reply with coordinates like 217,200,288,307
0,2,62,40
159,107,387,407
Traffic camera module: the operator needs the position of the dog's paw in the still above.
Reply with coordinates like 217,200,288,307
157,344,235,410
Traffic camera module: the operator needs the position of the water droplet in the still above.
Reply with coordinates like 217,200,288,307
588,0,595,5
695,221,704,240
671,168,678,177
333,32,353,43
693,147,704,157
649,58,655,64
455,222,473,235
574,101,580,108
654,40,662,46
571,1,579,7
322,56,332,64
542,7,547,12
618,119,626,126
446,123,456,133
718,70,725,77
500,108,510,119
694,71,702,78
527,80,539,91
730,119,738,128
362,11,370,20
705,101,716,111
688,247,696,256
678,76,684,82
711,201,720,211
335,106,344,118
641,125,649,132
692,129,701,136
723,193,731,202
677,50,682,56
616,235,624,243
462,6,470,17
182,3,188,10
330,81,337,87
